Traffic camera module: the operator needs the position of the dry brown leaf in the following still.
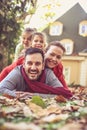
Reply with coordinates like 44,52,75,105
55,95,67,103
3,94,14,99
23,106,34,117
28,102,62,117
46,105,61,114
73,100,84,106
41,113,69,123
71,105,80,111
59,123,82,130
2,106,21,114
27,102,47,117
4,122,41,130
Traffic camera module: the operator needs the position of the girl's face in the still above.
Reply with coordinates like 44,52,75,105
22,32,32,48
31,35,45,50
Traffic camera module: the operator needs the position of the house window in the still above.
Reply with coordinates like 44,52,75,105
60,39,74,55
79,20,87,37
49,21,63,36
63,67,70,84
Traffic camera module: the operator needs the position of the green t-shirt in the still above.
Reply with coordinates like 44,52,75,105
14,43,24,61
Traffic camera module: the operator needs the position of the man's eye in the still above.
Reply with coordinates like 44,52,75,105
35,62,41,66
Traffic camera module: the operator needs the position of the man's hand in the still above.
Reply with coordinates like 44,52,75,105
15,91,33,99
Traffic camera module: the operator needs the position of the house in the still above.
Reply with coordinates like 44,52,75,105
43,3,87,53
43,3,87,86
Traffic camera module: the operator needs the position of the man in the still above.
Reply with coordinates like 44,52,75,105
0,47,72,99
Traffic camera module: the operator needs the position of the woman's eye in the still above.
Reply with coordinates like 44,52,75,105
57,55,62,59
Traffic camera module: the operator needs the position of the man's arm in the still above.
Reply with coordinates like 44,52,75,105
45,68,63,87
0,67,21,97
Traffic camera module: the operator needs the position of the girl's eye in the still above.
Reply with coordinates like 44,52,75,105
28,38,31,40
34,40,44,43
23,37,25,40
40,40,44,43
50,53,55,56
34,40,38,42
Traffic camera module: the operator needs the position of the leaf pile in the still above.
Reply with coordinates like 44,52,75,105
0,86,87,130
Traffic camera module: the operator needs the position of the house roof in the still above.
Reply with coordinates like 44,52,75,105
25,0,87,31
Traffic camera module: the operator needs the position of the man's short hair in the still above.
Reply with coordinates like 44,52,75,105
25,47,44,62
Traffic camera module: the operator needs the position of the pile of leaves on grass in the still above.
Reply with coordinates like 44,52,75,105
0,85,87,130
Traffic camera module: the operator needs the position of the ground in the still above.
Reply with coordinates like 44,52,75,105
0,86,87,130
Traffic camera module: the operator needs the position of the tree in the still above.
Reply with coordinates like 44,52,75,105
0,0,37,65
0,0,60,69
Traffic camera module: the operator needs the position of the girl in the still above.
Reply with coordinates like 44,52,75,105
14,27,36,61
31,32,47,51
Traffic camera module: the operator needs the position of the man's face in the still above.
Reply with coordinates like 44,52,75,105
23,53,44,80
45,46,64,69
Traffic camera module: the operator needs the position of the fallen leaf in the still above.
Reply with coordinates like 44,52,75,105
41,113,69,123
59,123,82,130
55,95,67,103
4,122,41,130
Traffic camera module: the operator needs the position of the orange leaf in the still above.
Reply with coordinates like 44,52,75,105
55,95,67,102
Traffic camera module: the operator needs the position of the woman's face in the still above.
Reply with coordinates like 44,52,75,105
45,45,64,69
